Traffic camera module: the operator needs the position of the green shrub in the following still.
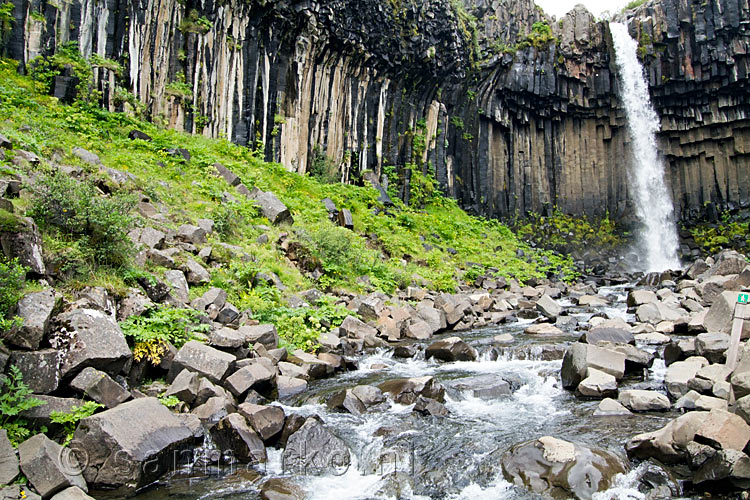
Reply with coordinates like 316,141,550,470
120,306,210,365
49,401,102,445
29,172,135,268
0,366,45,447
157,394,180,408
0,258,25,333
28,42,99,103
309,146,340,184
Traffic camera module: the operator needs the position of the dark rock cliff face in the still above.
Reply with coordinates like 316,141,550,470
3,0,749,222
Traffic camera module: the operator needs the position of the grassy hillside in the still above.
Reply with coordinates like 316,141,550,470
0,56,577,349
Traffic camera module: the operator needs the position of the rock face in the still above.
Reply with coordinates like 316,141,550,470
501,436,627,500
281,419,350,475
8,0,748,223
18,434,87,499
70,398,195,493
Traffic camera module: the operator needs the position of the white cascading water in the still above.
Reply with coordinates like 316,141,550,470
610,22,681,272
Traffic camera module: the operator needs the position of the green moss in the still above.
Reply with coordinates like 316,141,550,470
0,208,21,232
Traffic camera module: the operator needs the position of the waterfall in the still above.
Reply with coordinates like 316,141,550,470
610,22,681,272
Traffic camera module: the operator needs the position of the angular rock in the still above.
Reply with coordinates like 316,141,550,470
0,430,18,484
210,413,266,463
576,369,617,399
694,449,750,484
164,369,200,405
338,316,377,340
501,436,627,500
238,403,285,442
259,478,304,500
593,398,631,417
276,376,307,400
0,218,46,274
326,389,366,416
6,290,56,350
524,323,565,336
425,337,477,362
214,163,241,186
70,367,130,409
378,376,445,404
237,324,279,350
164,270,189,304
560,343,626,389
10,349,59,394
248,188,293,225
666,357,710,399
225,362,275,397
18,434,86,499
695,409,750,451
177,224,207,245
183,259,210,285
20,396,83,428
70,398,194,492
413,396,448,417
191,396,235,423
350,385,385,407
626,411,709,464
627,290,658,307
695,332,729,363
703,291,750,338
54,308,132,379
170,341,235,383
618,390,670,412
49,487,94,500
536,295,561,320
581,327,634,346
281,419,350,475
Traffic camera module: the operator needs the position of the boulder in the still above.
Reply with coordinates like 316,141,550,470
164,270,189,304
664,338,696,365
49,487,94,500
163,369,200,405
10,349,59,394
176,224,207,245
524,323,565,336
404,320,432,340
20,396,83,429
71,398,194,492
617,390,670,412
326,390,366,416
237,324,279,350
0,430,18,484
116,289,152,321
259,478,305,500
576,369,617,399
627,290,658,307
536,295,561,320
214,163,241,186
702,291,750,338
248,188,293,225
593,398,631,417
0,218,46,275
735,395,750,424
183,259,210,285
413,396,448,417
338,316,377,340
626,411,709,463
577,295,608,307
424,337,477,362
276,376,307,400
209,413,266,463
18,434,87,499
666,357,710,399
350,385,386,407
695,332,729,363
695,409,750,451
237,404,285,442
169,341,235,383
191,396,235,423
693,449,750,485
450,375,512,399
597,342,654,373
224,362,275,397
281,419,350,475
6,290,56,349
560,343,626,389
69,367,130,409
54,308,132,379
378,376,445,405
580,327,634,345
501,436,627,500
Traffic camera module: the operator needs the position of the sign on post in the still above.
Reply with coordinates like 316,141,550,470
739,293,749,304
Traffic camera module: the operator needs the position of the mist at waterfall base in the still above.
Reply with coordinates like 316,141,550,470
610,22,682,273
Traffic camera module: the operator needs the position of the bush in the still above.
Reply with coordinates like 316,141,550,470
0,258,26,333
0,366,45,446
120,306,210,365
29,172,135,268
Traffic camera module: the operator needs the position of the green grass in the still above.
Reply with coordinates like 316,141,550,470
0,56,578,348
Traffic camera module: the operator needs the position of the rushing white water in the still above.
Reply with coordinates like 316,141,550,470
610,22,681,272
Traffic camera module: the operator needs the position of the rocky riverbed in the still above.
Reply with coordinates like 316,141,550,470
3,246,750,500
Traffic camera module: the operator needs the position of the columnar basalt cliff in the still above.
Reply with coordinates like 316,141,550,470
4,0,750,221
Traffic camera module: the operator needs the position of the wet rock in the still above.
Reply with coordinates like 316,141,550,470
693,449,750,485
576,369,617,399
281,419,350,475
413,396,448,417
192,396,235,424
597,342,654,373
666,357,710,399
49,487,94,500
339,316,377,340
237,404,285,442
0,430,18,484
6,290,56,350
225,362,276,397
627,290,658,307
259,478,305,500
210,413,267,463
276,376,307,400
664,338,696,365
18,434,87,498
71,398,194,493
70,367,130,409
695,409,750,451
378,376,445,405
593,398,631,417
524,323,565,336
351,385,386,407
626,411,709,464
425,337,477,362
617,390,670,412
560,343,626,389
170,341,235,383
501,436,627,500
54,308,132,379
326,389,366,416
450,375,512,399
10,349,59,394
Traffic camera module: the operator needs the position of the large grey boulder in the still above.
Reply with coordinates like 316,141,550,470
54,308,132,379
425,337,478,362
276,376,307,400
576,369,617,399
20,396,83,428
695,409,750,451
0,430,18,484
183,259,211,285
702,291,750,338
225,362,276,397
6,290,56,349
176,224,207,245
695,333,729,363
169,341,235,383
18,434,87,499
164,270,189,303
693,449,750,485
626,411,709,463
536,295,561,320
70,367,130,409
501,436,627,500
10,350,59,394
378,376,445,405
209,413,267,463
580,328,634,346
593,398,631,417
237,325,279,350
238,404,285,442
338,316,378,340
0,218,46,275
665,357,710,399
248,188,293,225
164,369,200,405
627,290,658,307
281,419,350,475
49,487,95,500
560,343,626,389
70,398,194,493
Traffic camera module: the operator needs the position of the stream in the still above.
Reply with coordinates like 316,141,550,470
135,285,693,500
